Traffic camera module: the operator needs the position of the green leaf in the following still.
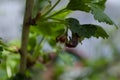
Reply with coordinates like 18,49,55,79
28,33,37,53
80,24,109,39
94,26,109,39
67,0,118,28
52,10,71,19
59,51,74,65
0,46,3,52
91,0,106,10
78,24,97,38
0,46,3,59
66,18,108,41
67,0,106,12
53,65,64,80
0,40,7,47
67,0,91,12
88,4,117,27
30,21,65,38
66,18,80,33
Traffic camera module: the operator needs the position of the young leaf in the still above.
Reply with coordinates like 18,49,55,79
30,21,65,38
67,0,106,12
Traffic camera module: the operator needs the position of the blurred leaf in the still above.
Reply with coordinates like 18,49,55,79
28,33,37,53
40,0,52,16
33,0,52,17
10,73,29,80
48,38,56,47
34,62,46,70
90,58,108,69
88,4,117,27
0,46,3,52
53,65,64,80
0,69,7,80
0,40,7,47
58,51,74,65
0,46,3,60
31,21,65,39
67,0,106,12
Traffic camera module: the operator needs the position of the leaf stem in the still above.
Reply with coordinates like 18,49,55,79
33,37,44,60
42,0,61,17
45,8,67,19
49,18,65,23
4,47,18,53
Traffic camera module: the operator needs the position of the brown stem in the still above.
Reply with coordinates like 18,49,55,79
19,0,34,74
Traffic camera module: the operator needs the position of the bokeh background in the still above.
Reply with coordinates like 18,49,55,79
0,0,120,80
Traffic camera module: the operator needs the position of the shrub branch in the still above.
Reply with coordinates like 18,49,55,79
19,0,34,74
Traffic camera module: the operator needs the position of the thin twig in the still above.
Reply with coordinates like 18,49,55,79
42,0,61,17
33,37,44,59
